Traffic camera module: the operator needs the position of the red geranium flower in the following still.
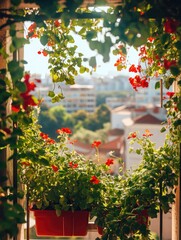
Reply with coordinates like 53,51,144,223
21,161,31,167
28,22,37,32
51,165,59,172
91,140,101,148
128,132,137,139
143,129,153,137
54,19,60,27
90,175,100,184
42,49,48,56
105,158,114,166
163,59,177,70
12,105,20,112
35,79,41,83
129,64,138,73
40,132,49,139
166,91,175,98
69,162,78,168
56,128,72,134
47,138,55,144
164,18,180,33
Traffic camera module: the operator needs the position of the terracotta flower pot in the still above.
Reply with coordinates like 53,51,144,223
32,210,89,236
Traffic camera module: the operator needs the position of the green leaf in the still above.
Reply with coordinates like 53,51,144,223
0,91,11,104
89,56,97,68
40,35,49,46
38,158,49,166
174,119,181,127
15,81,26,92
160,127,166,133
9,25,16,37
12,37,29,50
86,31,97,41
79,66,86,73
67,35,75,43
48,91,55,97
160,34,169,45
170,66,180,76
177,101,181,111
155,81,160,89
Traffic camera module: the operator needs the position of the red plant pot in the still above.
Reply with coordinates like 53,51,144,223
32,210,89,236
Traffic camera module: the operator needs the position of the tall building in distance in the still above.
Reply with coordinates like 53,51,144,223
60,84,96,113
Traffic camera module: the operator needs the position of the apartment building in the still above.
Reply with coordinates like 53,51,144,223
60,84,96,113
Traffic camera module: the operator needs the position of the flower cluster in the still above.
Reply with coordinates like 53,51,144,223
94,129,179,239
18,114,115,212
12,74,40,113
114,18,180,91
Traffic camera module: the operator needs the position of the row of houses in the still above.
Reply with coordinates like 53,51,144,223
31,73,167,112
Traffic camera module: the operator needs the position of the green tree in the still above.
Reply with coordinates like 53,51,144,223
96,91,128,106
72,110,88,122
38,110,58,138
95,104,110,127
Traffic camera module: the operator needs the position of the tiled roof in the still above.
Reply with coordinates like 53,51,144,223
108,128,124,136
133,113,162,124
72,136,123,157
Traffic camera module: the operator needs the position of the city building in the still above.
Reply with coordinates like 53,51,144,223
60,84,96,113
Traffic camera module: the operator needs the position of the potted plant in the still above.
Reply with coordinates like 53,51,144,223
93,130,179,240
17,110,114,237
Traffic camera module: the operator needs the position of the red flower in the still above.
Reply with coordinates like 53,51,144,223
105,158,114,166
163,59,177,70
114,54,126,67
12,105,20,112
141,79,149,88
51,165,59,172
129,75,149,91
2,128,11,135
90,175,100,184
27,23,38,39
147,37,155,43
47,138,55,144
42,50,48,56
21,161,31,166
166,91,175,98
143,129,153,137
37,50,41,54
164,18,180,33
21,94,37,110
91,140,101,148
129,64,137,73
24,73,30,81
54,19,60,27
69,162,78,168
40,132,49,139
128,132,137,139
28,22,37,32
56,128,72,134
35,79,41,83
138,46,147,57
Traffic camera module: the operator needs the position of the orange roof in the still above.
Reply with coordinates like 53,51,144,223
108,128,124,136
133,114,162,124
73,136,123,157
